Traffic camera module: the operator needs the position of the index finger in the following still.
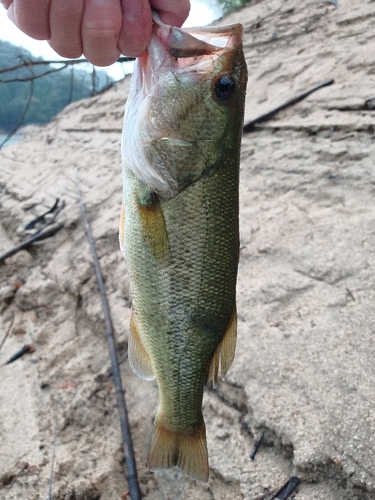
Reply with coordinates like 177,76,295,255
150,0,190,27
6,0,51,39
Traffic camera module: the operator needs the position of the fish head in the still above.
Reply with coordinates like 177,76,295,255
122,18,248,198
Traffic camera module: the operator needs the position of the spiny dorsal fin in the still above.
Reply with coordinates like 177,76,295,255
128,311,155,380
207,306,237,386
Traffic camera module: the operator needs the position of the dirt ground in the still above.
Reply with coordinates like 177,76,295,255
1,0,375,498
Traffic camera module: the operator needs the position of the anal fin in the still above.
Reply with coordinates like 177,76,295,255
207,306,237,386
128,311,155,381
148,411,209,482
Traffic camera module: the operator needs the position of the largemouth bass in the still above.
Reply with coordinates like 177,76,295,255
120,15,247,481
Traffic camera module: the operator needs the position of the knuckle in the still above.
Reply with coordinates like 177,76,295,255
82,23,120,41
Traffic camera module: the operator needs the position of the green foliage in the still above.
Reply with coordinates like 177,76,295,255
0,40,113,133
216,0,251,14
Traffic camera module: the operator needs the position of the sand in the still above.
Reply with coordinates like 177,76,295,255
1,0,375,498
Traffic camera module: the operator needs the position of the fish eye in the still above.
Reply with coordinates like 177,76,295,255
213,75,236,103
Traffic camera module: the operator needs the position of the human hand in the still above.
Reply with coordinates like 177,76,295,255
1,0,190,66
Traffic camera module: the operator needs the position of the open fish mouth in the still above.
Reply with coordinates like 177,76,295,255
140,14,244,88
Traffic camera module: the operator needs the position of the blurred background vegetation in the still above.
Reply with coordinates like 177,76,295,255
217,0,250,14
0,40,112,134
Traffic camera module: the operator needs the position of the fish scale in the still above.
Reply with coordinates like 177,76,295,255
121,15,247,481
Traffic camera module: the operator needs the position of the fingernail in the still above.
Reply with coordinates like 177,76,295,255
7,2,16,23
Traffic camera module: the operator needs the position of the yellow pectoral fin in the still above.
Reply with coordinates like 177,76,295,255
207,306,237,386
128,311,155,381
119,201,125,254
137,193,170,260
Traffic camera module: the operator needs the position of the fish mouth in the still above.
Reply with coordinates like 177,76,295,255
136,14,244,90
152,11,243,60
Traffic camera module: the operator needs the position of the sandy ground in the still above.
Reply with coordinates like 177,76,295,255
1,0,375,498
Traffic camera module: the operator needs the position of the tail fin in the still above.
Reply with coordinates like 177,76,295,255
148,412,209,481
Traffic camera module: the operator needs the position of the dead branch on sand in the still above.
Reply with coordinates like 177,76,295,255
76,181,142,500
0,199,66,265
250,476,301,500
0,312,15,354
243,79,334,132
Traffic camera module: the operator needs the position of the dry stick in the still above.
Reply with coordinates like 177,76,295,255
0,65,70,83
250,431,265,460
250,476,301,500
76,182,142,500
0,200,66,264
0,62,35,149
273,477,301,500
0,56,134,76
243,79,334,133
24,198,61,230
0,312,15,354
4,343,35,365
0,223,64,264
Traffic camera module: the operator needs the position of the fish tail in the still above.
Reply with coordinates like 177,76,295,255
148,411,209,481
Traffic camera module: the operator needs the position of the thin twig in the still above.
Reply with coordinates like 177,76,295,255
68,66,74,106
0,62,35,149
243,79,334,132
250,431,265,460
0,65,70,83
91,65,98,96
4,343,35,365
76,181,142,500
47,399,60,500
273,477,301,499
0,312,15,354
0,200,66,264
24,198,61,231
0,223,64,264
0,56,134,76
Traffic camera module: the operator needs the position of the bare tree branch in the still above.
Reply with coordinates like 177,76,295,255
91,65,97,96
0,61,35,149
0,56,134,76
0,312,15,354
0,199,66,264
0,64,69,83
243,79,334,132
68,66,74,106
